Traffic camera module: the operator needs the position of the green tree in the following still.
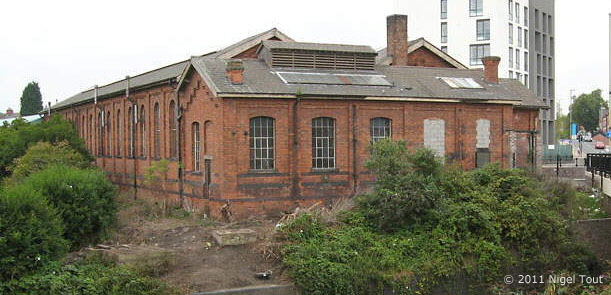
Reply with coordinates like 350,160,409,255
555,106,569,140
570,89,607,132
19,82,43,116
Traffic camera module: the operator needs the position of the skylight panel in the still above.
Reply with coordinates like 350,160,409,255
276,72,391,86
439,77,483,89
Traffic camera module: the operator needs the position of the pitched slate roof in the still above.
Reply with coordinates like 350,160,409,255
52,28,293,111
190,57,545,109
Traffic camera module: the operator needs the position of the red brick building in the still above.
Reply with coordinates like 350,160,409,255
52,15,545,218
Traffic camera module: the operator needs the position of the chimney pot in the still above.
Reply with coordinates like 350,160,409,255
226,59,244,85
482,56,501,84
387,14,409,66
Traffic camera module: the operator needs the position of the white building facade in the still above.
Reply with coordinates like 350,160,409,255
396,0,555,144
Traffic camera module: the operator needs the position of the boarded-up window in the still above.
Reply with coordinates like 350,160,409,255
476,119,491,167
424,119,445,158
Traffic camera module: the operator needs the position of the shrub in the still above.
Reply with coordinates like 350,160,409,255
0,185,68,280
21,165,117,248
8,141,90,182
0,116,91,178
282,141,602,295
0,258,182,295
358,140,444,231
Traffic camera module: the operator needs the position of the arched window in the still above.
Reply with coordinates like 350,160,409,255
169,100,177,158
89,114,93,152
116,109,122,156
312,117,335,169
370,117,392,143
128,107,134,157
192,122,201,171
98,111,104,156
106,111,112,156
139,105,146,157
249,117,275,170
204,121,212,155
154,103,161,158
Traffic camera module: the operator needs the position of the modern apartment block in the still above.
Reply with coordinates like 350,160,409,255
396,0,555,144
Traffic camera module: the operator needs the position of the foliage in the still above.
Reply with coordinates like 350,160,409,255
7,141,90,183
358,140,443,231
20,165,117,249
0,115,91,178
570,89,607,132
0,258,182,295
143,159,169,187
555,112,569,141
19,81,43,116
281,141,602,295
0,185,68,281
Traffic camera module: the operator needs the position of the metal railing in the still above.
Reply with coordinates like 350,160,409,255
586,153,611,176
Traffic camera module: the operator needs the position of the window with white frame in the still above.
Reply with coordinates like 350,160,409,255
440,0,447,19
508,0,513,20
517,27,522,47
515,2,520,23
192,122,201,171
312,117,335,169
508,47,513,68
508,23,513,44
470,44,490,65
371,117,392,143
441,22,448,43
524,52,529,71
524,7,528,26
469,0,483,16
249,116,275,170
476,19,490,41
515,48,520,69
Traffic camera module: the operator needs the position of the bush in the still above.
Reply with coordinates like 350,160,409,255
282,142,602,295
358,140,444,231
21,165,117,248
0,258,182,295
0,116,91,178
7,141,90,183
0,185,68,280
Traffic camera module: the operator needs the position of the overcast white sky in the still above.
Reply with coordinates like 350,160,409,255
0,0,609,114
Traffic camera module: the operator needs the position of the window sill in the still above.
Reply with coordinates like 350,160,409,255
190,171,202,176
310,168,339,174
248,169,278,174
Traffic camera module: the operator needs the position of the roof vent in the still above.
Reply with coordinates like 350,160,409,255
259,41,377,71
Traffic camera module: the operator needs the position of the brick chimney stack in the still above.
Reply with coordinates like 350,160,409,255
226,59,244,85
482,56,501,84
387,14,409,66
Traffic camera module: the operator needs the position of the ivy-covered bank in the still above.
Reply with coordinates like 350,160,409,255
279,140,608,295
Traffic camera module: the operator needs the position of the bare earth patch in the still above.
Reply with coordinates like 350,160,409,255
106,195,289,293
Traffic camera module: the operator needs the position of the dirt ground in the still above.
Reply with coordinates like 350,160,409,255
106,196,291,293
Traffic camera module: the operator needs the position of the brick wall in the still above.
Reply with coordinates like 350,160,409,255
58,71,540,218
407,47,455,68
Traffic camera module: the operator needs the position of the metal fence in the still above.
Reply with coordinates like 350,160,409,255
586,153,611,176
543,144,573,164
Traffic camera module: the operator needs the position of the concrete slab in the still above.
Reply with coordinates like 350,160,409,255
212,229,257,246
193,284,296,295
